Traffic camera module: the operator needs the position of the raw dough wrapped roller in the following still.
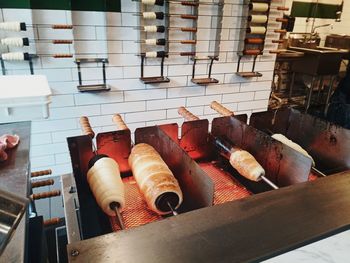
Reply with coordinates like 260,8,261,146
87,155,125,216
128,143,183,215
79,116,126,228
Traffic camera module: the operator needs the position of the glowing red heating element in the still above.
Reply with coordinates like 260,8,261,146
109,176,162,231
110,163,251,232
308,172,319,181
199,162,252,204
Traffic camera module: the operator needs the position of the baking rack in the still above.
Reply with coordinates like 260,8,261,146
75,58,110,92
0,54,38,75
190,0,224,85
236,0,272,78
137,0,170,84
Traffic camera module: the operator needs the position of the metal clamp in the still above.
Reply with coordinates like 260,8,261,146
75,58,110,92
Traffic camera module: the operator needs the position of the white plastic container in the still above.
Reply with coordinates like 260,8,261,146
0,75,52,123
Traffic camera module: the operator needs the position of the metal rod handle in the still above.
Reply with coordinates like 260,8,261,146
261,176,279,190
312,167,327,177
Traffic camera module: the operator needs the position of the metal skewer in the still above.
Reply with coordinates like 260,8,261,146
0,37,73,47
137,51,196,58
110,202,125,230
0,52,73,61
135,0,222,6
135,38,196,45
209,102,327,179
79,117,126,229
178,106,279,190
167,202,178,216
134,26,197,32
134,12,198,20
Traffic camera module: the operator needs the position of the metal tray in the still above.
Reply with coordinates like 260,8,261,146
0,188,28,256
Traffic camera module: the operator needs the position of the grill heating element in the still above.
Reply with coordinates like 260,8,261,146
68,110,323,238
109,176,162,231
199,162,251,205
110,162,252,232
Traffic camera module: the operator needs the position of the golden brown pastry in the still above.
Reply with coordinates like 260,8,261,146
128,143,183,215
229,149,265,182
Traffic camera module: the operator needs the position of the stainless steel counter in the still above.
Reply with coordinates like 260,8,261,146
0,121,31,263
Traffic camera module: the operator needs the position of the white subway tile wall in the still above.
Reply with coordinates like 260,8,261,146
1,1,285,218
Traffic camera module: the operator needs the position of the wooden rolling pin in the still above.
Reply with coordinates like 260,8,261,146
210,101,234,116
52,40,73,44
52,54,73,58
30,190,61,200
31,179,54,188
274,29,287,34
31,169,52,178
112,114,129,131
178,106,200,121
245,38,264,45
52,24,73,29
243,49,262,56
272,39,285,44
43,217,61,227
79,116,95,139
276,18,288,23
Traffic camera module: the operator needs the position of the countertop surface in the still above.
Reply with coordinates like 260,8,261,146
0,121,31,198
0,121,31,263
265,230,350,263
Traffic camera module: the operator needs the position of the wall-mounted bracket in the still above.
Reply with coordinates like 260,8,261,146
75,58,109,92
236,55,262,78
191,56,219,85
1,54,38,76
140,54,170,84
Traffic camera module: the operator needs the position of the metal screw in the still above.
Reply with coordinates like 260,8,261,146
71,249,79,257
69,186,77,194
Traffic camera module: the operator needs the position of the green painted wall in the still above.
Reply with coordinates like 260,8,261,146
0,0,121,12
291,2,339,19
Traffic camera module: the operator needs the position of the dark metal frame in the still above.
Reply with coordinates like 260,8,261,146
250,108,350,175
75,58,110,92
